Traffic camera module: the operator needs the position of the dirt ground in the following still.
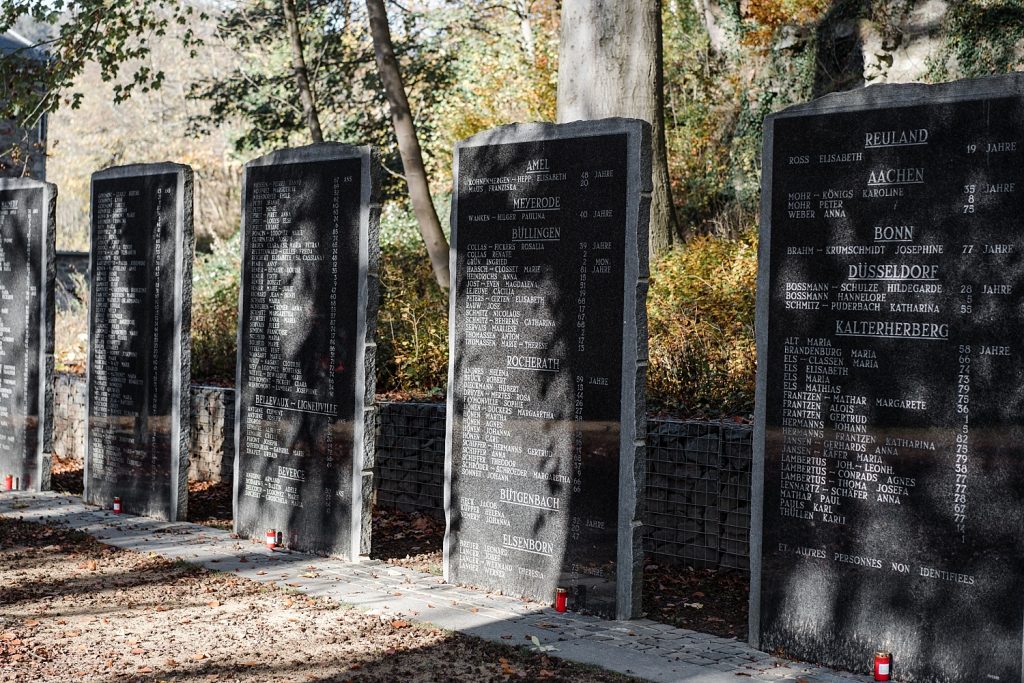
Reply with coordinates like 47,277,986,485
640,561,748,640
0,516,638,683
50,460,750,640
368,508,444,575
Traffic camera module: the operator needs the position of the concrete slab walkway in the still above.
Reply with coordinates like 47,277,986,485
0,491,869,683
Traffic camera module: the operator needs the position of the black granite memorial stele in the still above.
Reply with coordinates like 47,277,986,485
444,119,651,619
233,143,380,560
85,163,193,521
0,178,55,492
751,73,1024,681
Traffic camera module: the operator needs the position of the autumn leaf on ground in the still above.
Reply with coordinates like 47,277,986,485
499,657,515,675
390,619,410,629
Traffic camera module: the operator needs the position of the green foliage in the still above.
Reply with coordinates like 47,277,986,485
661,0,819,227
54,272,89,373
0,0,205,127
647,231,758,417
191,234,241,382
662,1,737,226
189,0,454,200
376,214,449,396
929,0,1024,80
429,0,559,173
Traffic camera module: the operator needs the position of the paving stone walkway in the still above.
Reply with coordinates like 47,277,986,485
0,491,869,683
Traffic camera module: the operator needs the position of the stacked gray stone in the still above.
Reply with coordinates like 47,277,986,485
52,372,87,464
189,385,235,484
374,401,446,513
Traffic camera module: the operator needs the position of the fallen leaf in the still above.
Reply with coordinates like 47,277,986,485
390,620,410,629
138,666,153,673
206,601,220,608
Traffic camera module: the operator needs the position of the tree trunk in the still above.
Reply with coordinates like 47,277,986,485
281,0,324,143
516,0,536,61
691,0,738,56
365,0,451,290
557,0,679,256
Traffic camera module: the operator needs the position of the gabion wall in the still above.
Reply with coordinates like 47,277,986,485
52,373,236,484
52,375,754,571
371,402,754,571
374,401,447,513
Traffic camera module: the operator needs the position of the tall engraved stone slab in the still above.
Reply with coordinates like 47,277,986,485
0,179,55,491
233,144,379,560
750,74,1024,681
85,164,193,521
444,120,650,619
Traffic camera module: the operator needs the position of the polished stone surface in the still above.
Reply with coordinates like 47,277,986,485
444,119,650,619
0,178,55,491
85,163,193,521
234,143,379,560
751,73,1024,681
